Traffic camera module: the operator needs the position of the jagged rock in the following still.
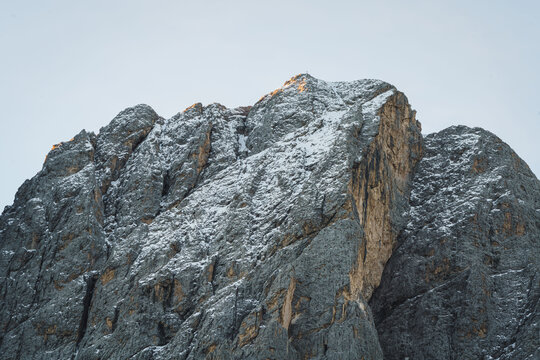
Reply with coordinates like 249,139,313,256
370,126,540,360
0,75,537,359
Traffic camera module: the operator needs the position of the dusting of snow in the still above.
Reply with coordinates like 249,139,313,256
100,76,398,317
361,89,395,116
238,134,248,153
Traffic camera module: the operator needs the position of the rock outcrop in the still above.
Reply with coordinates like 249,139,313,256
370,126,540,359
0,74,538,359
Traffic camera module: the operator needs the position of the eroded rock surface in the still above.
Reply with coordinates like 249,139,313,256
0,75,537,359
370,126,540,360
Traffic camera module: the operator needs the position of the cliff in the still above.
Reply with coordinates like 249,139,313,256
0,75,538,359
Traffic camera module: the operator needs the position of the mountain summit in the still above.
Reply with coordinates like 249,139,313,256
1,75,538,359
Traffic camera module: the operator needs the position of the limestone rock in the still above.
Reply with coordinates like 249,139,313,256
0,75,537,359
370,126,540,359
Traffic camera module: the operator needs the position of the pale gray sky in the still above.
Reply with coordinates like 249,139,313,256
1,0,539,210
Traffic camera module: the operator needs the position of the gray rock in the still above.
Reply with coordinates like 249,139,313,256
370,126,540,359
0,75,537,359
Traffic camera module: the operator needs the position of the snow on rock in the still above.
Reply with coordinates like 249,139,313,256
370,125,540,360
0,74,538,360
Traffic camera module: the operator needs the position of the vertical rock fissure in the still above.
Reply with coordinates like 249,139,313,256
157,321,168,346
76,273,98,347
161,170,171,197
111,306,119,333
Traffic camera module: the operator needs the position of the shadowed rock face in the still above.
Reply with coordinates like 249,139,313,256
0,75,537,360
370,126,540,360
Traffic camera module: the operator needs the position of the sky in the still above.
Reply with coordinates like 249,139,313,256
1,0,539,210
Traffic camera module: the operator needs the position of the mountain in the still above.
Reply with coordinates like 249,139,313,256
0,74,538,359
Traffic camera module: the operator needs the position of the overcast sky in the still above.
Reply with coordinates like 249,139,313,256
1,0,539,210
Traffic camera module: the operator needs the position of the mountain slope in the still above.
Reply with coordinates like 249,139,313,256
370,126,540,359
0,75,537,360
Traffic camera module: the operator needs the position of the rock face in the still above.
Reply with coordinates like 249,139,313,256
0,74,538,359
370,126,540,359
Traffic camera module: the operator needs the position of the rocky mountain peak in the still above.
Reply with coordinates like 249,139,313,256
0,75,537,359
